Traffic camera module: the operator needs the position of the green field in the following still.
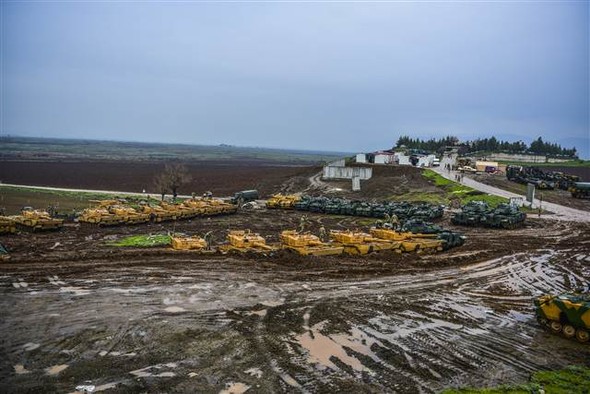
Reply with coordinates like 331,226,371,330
390,169,509,207
443,365,590,394
106,234,172,247
0,185,152,215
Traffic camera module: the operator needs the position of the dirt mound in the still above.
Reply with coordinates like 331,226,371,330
295,165,437,200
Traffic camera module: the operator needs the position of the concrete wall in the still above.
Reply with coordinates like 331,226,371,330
356,154,366,163
486,153,546,163
547,157,574,163
374,154,395,164
323,165,372,180
397,154,411,165
328,159,346,167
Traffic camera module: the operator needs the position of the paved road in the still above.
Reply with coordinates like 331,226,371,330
0,183,195,199
432,168,590,222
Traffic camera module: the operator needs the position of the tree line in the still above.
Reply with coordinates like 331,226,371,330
394,136,578,158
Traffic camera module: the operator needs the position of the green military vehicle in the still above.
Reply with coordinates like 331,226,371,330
534,292,590,343
570,182,590,199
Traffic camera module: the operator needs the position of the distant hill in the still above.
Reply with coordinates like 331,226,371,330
0,136,350,165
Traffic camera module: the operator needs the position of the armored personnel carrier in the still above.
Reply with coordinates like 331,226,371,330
534,292,590,343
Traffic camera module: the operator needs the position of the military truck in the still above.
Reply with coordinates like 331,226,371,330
231,190,259,205
534,292,589,343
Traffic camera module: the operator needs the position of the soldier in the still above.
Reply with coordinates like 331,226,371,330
319,226,327,242
298,215,308,233
390,214,400,230
204,231,213,250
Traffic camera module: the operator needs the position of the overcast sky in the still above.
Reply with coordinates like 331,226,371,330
2,1,589,157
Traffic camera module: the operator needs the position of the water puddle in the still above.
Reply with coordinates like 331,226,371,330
248,309,267,317
14,364,30,374
129,362,178,378
46,364,69,375
59,287,91,296
12,280,29,289
219,382,251,394
48,275,66,285
244,367,263,378
296,320,365,372
164,306,186,313
23,342,40,351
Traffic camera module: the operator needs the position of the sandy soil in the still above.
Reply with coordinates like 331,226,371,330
1,209,589,393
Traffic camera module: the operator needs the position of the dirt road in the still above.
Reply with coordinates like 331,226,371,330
1,211,588,393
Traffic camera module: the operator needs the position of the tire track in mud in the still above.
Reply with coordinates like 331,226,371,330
249,248,590,393
1,230,589,392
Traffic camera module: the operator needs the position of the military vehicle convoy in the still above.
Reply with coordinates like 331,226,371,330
292,195,444,220
452,201,526,229
78,198,237,226
534,292,590,343
506,165,580,191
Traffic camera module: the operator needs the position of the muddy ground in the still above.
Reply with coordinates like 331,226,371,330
1,209,589,393
471,172,590,212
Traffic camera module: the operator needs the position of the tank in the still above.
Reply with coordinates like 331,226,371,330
0,216,16,234
171,235,207,251
534,292,590,343
266,194,301,209
400,219,443,234
329,230,398,255
294,195,312,211
484,203,526,229
12,208,63,231
139,204,178,222
451,201,490,226
79,208,125,226
369,228,444,253
220,230,276,254
324,198,345,214
280,230,343,256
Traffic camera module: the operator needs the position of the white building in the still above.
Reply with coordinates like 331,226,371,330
373,152,396,164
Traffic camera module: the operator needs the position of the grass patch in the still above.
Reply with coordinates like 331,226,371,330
0,185,164,215
106,234,171,247
389,191,448,205
443,365,590,394
0,185,118,200
420,170,509,207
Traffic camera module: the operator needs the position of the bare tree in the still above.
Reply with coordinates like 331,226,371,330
154,164,192,200
153,173,170,201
